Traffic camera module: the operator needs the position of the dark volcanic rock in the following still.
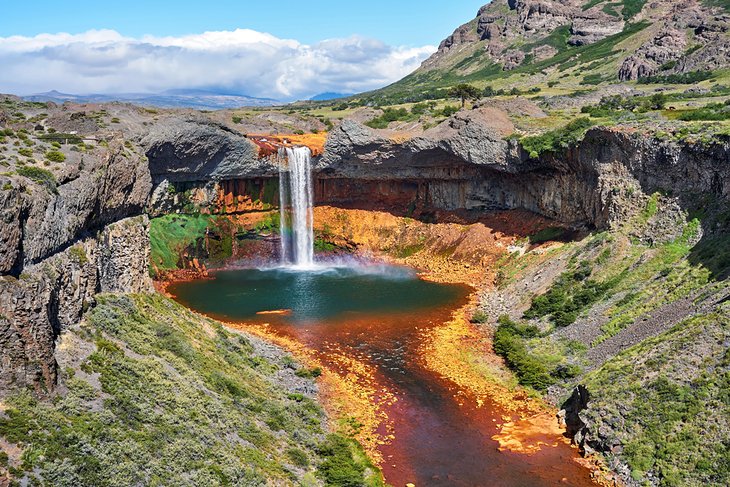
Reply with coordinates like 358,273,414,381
317,117,730,229
0,217,152,395
142,118,275,183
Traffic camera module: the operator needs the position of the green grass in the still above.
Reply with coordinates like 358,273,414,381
317,434,385,487
620,0,647,20
0,293,380,486
519,118,595,158
584,310,730,486
638,70,715,85
676,101,730,121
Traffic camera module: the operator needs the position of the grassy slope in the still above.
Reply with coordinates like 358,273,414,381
487,197,730,485
0,294,383,487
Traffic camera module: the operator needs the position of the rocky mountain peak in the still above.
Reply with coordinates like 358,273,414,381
419,0,728,81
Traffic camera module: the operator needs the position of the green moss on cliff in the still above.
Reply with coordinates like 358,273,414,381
149,214,215,271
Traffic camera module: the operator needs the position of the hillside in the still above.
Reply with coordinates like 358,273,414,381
358,0,730,104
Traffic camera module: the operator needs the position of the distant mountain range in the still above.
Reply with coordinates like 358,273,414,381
309,92,354,101
23,89,281,110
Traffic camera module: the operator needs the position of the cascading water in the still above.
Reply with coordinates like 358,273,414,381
279,146,315,268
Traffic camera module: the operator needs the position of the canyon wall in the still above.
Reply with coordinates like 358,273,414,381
3,110,729,396
148,116,729,231
0,140,153,395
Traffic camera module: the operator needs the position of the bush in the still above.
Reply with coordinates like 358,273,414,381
365,107,412,129
493,316,554,391
520,118,594,158
470,310,489,324
295,367,322,379
17,166,57,192
317,434,372,486
637,70,714,85
45,150,66,162
677,101,730,121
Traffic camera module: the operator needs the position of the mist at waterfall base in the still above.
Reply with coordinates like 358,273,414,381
273,145,405,278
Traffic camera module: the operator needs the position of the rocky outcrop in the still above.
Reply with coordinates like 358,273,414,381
558,385,591,445
315,118,730,229
0,216,152,395
1,142,151,272
418,0,727,84
569,15,624,46
1,129,153,394
142,117,273,183
619,28,688,81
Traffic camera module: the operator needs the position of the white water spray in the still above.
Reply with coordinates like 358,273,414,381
279,146,315,268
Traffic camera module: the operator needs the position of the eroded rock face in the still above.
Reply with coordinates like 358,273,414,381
0,217,153,394
142,117,273,183
619,28,688,81
315,118,730,229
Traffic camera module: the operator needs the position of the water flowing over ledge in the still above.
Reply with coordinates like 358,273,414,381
279,146,315,269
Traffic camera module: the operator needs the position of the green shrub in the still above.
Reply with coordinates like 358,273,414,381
637,70,714,85
45,150,66,162
365,107,413,129
493,316,554,391
17,166,57,192
520,118,595,158
69,245,89,265
523,262,614,327
316,434,382,486
470,310,489,324
295,367,322,379
677,101,730,121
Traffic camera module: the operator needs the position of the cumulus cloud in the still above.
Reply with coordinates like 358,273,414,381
0,29,435,100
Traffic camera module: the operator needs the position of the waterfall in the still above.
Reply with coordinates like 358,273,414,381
279,146,315,268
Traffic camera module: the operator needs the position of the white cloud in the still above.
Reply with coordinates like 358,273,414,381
0,29,436,100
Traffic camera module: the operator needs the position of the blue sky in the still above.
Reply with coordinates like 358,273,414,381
0,0,487,100
0,0,485,47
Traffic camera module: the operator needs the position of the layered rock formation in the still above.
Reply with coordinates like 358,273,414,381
0,216,152,394
0,127,152,394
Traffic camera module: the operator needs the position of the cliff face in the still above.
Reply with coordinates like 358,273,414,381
315,119,730,229
143,114,730,231
0,216,153,394
0,133,153,394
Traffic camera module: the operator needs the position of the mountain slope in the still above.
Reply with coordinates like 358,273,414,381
364,0,730,102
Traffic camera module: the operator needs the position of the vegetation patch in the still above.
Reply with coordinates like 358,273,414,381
149,214,216,272
0,294,376,486
519,118,595,159
637,70,715,85
16,166,57,193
